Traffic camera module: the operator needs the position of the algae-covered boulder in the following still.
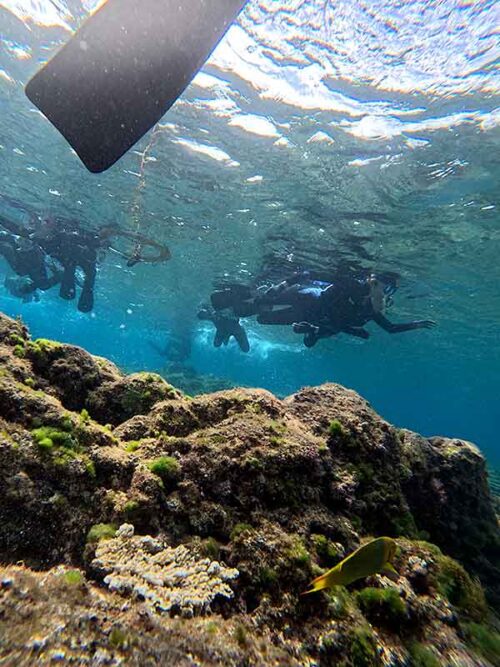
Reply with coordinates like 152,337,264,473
0,311,28,344
87,372,181,425
25,338,122,411
0,312,499,666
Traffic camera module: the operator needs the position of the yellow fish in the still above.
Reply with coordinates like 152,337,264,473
304,536,397,594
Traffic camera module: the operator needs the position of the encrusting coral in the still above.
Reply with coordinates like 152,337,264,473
91,523,238,617
0,312,499,666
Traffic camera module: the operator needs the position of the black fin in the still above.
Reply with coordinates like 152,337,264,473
26,0,248,172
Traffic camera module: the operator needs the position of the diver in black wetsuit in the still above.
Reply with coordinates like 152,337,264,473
0,227,61,297
285,272,436,347
31,219,110,313
204,271,436,349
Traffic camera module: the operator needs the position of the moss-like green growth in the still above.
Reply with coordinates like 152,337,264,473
269,435,284,446
311,534,339,567
84,458,96,478
259,566,278,588
23,377,35,388
351,515,362,530
37,437,54,451
109,627,128,649
121,377,170,415
9,333,26,347
234,624,247,647
147,456,181,481
13,344,26,358
434,555,487,621
206,621,218,635
391,511,418,538
328,419,345,437
123,500,139,515
269,420,286,435
349,626,380,666
26,338,61,364
201,537,220,560
61,415,74,431
79,408,90,424
287,536,310,566
230,523,254,541
32,426,76,450
125,441,142,453
356,587,406,625
407,642,440,667
32,423,95,476
245,455,264,470
87,523,117,543
327,586,352,619
63,570,84,586
463,622,500,665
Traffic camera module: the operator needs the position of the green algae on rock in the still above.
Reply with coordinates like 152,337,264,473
0,311,499,666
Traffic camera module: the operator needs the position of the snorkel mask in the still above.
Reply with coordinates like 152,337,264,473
369,274,399,313
368,275,385,313
383,283,397,309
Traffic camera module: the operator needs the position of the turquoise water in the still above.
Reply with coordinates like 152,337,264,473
1,1,499,465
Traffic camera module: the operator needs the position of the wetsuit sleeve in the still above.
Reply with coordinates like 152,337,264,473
372,312,436,333
0,215,24,236
343,326,370,339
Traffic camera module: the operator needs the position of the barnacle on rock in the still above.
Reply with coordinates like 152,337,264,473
92,524,238,617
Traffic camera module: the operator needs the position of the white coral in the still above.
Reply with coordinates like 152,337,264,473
92,524,238,616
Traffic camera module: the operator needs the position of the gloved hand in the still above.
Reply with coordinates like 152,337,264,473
414,320,437,329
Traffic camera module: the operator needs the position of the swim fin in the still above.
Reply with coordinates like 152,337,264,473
59,266,76,300
25,0,248,173
78,287,94,313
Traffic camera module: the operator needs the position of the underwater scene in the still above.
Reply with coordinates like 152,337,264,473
1,1,499,665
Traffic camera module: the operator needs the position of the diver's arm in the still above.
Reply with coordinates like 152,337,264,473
343,326,370,339
0,215,25,236
372,312,436,334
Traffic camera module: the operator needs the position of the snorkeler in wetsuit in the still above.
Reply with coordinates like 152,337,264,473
207,271,436,349
198,305,250,353
288,273,436,347
3,276,40,303
0,225,61,297
31,219,110,313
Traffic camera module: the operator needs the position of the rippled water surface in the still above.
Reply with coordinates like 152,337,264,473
1,1,499,463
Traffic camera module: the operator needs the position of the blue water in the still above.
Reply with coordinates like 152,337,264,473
1,1,499,465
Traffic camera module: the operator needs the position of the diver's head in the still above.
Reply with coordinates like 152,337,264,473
35,216,57,239
4,275,35,297
368,274,385,313
368,273,399,313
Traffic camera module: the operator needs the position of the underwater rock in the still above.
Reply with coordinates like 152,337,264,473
25,339,122,412
0,312,499,666
0,312,28,344
87,372,181,426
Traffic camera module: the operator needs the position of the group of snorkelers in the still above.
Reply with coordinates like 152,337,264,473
198,270,436,350
0,212,170,312
1,210,435,349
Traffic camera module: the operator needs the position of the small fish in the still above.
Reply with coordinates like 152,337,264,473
303,536,397,594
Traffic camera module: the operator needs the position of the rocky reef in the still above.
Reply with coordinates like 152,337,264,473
1,311,499,666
